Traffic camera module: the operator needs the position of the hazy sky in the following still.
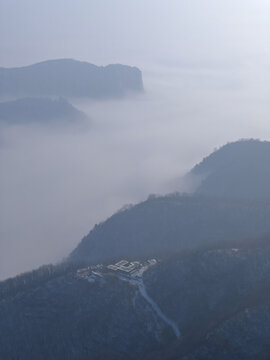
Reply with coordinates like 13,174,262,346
1,0,270,67
0,1,270,280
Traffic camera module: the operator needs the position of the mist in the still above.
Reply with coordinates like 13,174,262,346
0,60,269,280
0,0,270,279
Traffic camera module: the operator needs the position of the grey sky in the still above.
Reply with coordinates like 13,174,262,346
1,0,269,67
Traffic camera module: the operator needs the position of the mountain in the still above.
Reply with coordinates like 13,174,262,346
189,139,270,200
0,59,143,99
0,97,87,124
69,139,270,264
2,236,270,359
2,138,270,359
69,194,270,264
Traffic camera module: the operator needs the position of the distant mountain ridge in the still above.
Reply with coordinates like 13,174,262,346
0,97,86,124
189,139,270,200
0,59,143,98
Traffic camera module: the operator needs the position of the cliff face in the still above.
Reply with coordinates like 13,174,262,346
0,59,143,99
2,239,270,360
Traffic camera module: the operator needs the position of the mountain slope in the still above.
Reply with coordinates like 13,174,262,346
3,139,270,359
69,194,270,263
0,59,143,99
2,237,270,359
0,260,171,360
189,139,270,200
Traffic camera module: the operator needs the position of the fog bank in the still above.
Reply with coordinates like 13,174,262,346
1,59,270,280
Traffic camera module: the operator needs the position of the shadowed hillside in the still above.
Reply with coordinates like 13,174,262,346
2,235,270,359
69,194,270,264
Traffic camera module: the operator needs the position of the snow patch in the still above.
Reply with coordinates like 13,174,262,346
118,259,181,339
